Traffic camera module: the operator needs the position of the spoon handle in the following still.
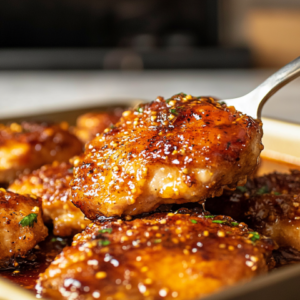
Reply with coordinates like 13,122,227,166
223,56,300,119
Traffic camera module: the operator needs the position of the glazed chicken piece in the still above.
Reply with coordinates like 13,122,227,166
71,93,263,219
9,161,90,237
206,170,300,250
37,208,275,300
0,189,48,269
73,109,123,144
0,122,83,183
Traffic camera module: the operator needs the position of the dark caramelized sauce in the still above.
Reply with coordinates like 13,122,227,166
0,233,71,291
1,158,300,293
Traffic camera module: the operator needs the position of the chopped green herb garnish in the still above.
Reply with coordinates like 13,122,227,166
204,215,215,218
274,192,281,195
165,99,171,103
154,239,162,243
174,209,179,214
137,107,143,113
256,186,269,195
177,93,187,97
226,231,232,234
249,231,260,243
218,101,226,105
19,213,38,228
169,109,178,115
51,237,67,245
212,220,226,224
99,228,113,234
98,240,111,246
236,186,247,193
231,222,239,226
109,124,116,129
190,219,197,224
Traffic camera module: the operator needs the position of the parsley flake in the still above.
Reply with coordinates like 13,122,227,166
212,220,226,224
274,192,281,195
98,240,111,246
249,231,260,243
231,222,239,226
99,228,113,234
169,109,178,116
137,107,143,113
218,101,226,105
204,215,215,218
190,219,197,224
19,213,38,228
256,186,269,195
154,239,162,243
51,237,67,245
236,186,247,193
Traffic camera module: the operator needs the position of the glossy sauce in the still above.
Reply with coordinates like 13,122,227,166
1,158,300,293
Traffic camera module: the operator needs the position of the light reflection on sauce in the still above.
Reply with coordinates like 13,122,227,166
1,158,300,293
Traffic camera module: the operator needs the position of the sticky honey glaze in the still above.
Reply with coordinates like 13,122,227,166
71,94,263,219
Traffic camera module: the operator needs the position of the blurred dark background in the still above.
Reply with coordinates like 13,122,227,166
0,0,250,69
0,0,299,70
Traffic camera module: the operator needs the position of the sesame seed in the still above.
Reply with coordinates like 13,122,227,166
182,168,189,175
246,261,254,267
141,266,148,272
168,100,176,106
217,231,225,237
159,288,168,297
122,111,131,117
183,249,189,255
121,236,129,243
160,219,167,224
31,206,39,213
172,291,179,298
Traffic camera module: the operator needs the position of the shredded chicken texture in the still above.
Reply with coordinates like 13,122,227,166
0,190,48,269
71,94,263,219
206,170,300,250
0,122,83,183
37,208,275,300
73,110,123,144
9,162,90,236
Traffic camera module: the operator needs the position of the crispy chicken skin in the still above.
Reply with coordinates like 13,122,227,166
37,209,275,300
9,162,90,236
206,170,300,250
74,110,123,144
0,122,83,183
0,190,48,269
71,94,263,218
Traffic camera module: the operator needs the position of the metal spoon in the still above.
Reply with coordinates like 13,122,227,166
221,56,300,119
